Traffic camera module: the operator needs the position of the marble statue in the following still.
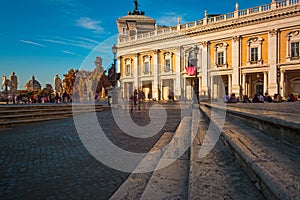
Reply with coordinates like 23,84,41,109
54,74,62,94
9,72,18,92
1,76,11,91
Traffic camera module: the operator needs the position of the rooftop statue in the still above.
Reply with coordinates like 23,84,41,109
128,0,144,15
134,0,139,11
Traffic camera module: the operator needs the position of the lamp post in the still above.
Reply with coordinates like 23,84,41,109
112,44,118,105
193,46,199,104
112,44,117,87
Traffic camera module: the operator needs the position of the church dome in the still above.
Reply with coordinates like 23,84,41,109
25,76,42,91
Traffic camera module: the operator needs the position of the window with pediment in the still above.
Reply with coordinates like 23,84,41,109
143,55,151,74
214,42,228,68
287,30,300,61
247,37,263,65
124,58,132,76
163,52,173,72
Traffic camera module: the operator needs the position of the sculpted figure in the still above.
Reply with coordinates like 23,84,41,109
9,72,18,92
54,74,62,94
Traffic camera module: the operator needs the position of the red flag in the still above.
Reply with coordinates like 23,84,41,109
185,66,196,76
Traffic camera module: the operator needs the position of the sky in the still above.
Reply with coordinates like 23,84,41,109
0,0,272,90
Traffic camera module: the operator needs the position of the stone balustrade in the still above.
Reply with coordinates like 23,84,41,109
118,0,300,44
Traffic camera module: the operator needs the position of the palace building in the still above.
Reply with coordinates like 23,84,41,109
116,0,300,101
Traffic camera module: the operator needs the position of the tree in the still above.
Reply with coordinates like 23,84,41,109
63,69,78,95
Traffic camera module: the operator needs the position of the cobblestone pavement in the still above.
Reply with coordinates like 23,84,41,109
225,101,300,114
0,106,182,199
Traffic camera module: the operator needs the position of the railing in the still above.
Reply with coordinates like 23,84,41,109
119,0,300,44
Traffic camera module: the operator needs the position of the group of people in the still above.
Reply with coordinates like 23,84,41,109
224,92,298,103
223,93,238,103
243,93,279,103
130,89,146,111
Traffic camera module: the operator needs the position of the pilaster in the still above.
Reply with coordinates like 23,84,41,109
133,53,139,90
175,46,182,99
231,36,241,96
200,41,209,97
268,29,279,95
153,50,159,100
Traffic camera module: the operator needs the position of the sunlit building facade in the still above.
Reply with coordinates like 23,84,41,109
116,0,300,101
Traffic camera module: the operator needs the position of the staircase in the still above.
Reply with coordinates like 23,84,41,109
110,102,300,200
0,103,110,128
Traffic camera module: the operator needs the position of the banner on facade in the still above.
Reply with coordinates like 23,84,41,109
185,66,196,76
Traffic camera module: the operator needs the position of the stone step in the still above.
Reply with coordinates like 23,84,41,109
189,111,264,199
202,103,300,147
200,105,300,200
110,116,192,199
0,105,109,128
110,132,175,199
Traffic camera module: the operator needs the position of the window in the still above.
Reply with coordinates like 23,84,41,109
251,47,259,62
247,37,263,65
124,58,132,76
126,64,131,75
286,30,300,61
144,62,150,74
165,59,171,72
214,42,228,68
163,52,173,73
217,52,224,65
142,55,151,75
291,42,299,58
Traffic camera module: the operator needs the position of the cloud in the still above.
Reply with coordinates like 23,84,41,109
61,50,81,56
40,38,95,49
156,12,187,26
76,37,99,44
19,40,45,47
76,17,103,33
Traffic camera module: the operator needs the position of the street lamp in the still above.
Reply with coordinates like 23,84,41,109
111,44,118,105
112,44,117,87
193,45,199,104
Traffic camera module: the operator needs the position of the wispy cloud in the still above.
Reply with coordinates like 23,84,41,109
76,37,99,44
19,40,45,47
40,37,96,49
61,50,81,56
76,17,103,33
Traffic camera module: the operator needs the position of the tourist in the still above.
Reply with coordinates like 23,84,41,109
228,93,237,103
223,93,230,103
243,95,251,103
258,93,264,103
264,93,272,103
252,94,260,103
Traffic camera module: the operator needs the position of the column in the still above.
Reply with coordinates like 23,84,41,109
280,70,285,97
242,73,246,97
263,72,268,94
228,74,232,95
133,54,139,90
210,76,214,99
153,50,159,100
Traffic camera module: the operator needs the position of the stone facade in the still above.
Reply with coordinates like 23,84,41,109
117,0,300,101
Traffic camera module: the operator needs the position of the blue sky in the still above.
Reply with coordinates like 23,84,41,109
0,0,271,90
